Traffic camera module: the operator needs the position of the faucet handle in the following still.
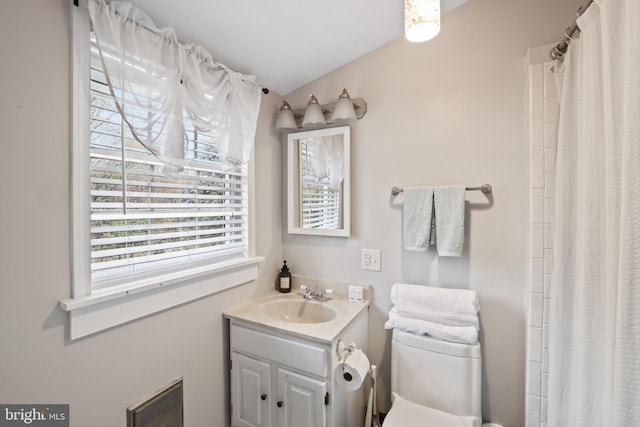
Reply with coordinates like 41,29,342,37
298,285,309,296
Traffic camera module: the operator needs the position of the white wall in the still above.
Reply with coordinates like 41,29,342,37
282,0,583,426
0,1,283,425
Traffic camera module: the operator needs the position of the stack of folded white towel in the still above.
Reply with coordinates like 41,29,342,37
384,283,480,345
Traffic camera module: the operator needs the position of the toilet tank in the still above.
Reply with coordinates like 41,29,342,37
391,329,481,419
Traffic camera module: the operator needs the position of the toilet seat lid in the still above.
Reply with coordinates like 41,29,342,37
383,395,479,427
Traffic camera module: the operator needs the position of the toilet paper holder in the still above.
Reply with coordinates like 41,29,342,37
337,340,380,427
337,340,356,380
336,340,357,360
336,339,370,381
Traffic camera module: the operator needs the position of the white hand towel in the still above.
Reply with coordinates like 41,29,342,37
384,311,478,345
391,283,479,316
403,187,434,251
434,186,466,257
390,306,479,328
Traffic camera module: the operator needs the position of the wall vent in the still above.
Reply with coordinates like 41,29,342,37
127,378,183,427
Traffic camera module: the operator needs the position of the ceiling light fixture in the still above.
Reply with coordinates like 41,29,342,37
405,0,441,43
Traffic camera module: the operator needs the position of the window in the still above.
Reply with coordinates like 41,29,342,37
61,0,262,339
299,140,342,230
89,32,248,290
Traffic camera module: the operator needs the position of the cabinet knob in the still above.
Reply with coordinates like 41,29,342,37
277,400,283,408
261,394,267,401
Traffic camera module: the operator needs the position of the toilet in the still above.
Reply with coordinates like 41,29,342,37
382,328,482,427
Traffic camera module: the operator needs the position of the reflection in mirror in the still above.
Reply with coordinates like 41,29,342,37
287,126,350,236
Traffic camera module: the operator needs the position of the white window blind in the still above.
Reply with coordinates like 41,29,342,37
89,33,248,290
299,141,341,230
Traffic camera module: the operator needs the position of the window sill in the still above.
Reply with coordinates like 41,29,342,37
59,256,264,340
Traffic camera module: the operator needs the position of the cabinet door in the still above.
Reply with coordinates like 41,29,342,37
276,368,326,427
231,352,272,427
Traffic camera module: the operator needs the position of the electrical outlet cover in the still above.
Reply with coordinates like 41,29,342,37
361,249,381,271
348,285,356,302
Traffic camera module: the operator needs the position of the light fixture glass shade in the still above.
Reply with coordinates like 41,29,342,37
331,88,357,125
405,0,441,42
275,101,297,131
302,94,326,129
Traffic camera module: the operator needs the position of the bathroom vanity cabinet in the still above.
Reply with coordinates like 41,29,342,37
225,282,369,427
230,323,330,427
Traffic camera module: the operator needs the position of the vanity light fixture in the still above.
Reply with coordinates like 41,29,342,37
405,0,441,43
274,89,367,133
331,88,357,125
301,94,326,129
275,101,297,131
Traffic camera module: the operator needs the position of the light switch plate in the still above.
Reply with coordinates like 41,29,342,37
361,249,381,271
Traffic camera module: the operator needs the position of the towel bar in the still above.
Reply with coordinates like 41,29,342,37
391,184,492,196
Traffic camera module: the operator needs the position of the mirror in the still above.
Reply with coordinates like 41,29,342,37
287,126,350,237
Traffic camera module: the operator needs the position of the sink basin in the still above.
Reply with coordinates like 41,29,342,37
261,299,338,324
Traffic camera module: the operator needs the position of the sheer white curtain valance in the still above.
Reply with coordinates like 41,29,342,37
307,134,344,191
87,0,262,172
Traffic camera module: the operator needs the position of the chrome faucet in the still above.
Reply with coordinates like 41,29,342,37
300,285,334,302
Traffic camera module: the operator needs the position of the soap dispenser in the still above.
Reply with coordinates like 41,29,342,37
276,261,291,293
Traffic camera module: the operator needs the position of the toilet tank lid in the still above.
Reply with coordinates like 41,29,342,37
392,329,481,358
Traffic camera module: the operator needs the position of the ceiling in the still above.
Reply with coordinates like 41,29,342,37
128,0,471,95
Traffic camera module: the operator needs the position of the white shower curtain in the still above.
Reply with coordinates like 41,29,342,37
548,0,640,426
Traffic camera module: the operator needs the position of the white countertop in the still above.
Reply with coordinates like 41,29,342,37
223,287,369,343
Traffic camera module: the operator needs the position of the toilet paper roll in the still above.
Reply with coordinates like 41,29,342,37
335,349,370,391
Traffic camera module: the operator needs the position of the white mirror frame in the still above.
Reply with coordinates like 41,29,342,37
287,126,351,237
